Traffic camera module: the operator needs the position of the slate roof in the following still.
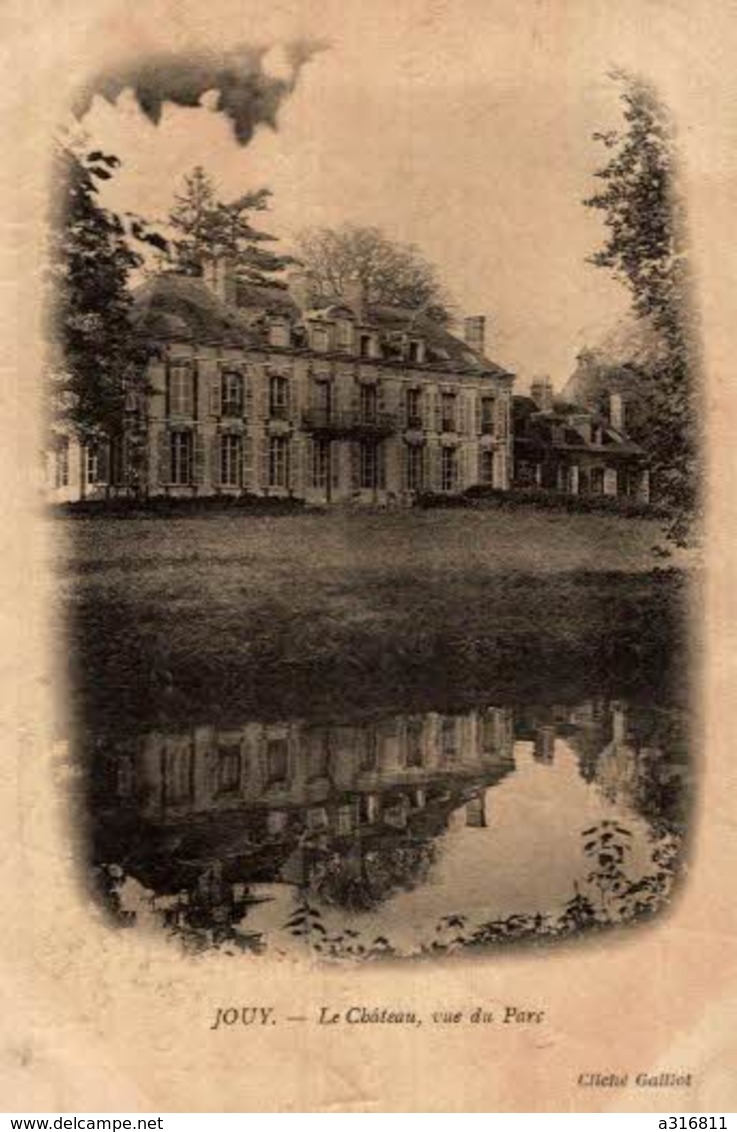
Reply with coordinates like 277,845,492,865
132,271,512,377
513,395,646,459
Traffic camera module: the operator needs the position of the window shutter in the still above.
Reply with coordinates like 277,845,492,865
211,435,221,489
457,445,467,490
164,362,171,418
241,434,254,490
210,370,222,417
244,372,253,420
285,377,293,422
290,435,304,495
351,380,360,416
400,388,408,428
259,436,270,491
97,439,110,484
433,391,441,433
377,442,386,490
193,431,206,486
330,441,340,490
192,360,200,420
351,442,361,490
402,442,410,490
304,437,314,488
377,381,387,416
430,443,442,491
459,393,469,435
157,429,170,486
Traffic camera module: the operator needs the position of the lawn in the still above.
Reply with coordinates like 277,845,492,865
54,508,695,731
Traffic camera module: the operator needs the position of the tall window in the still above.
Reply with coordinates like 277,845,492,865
170,431,193,485
441,717,458,762
55,439,69,488
406,444,424,491
337,320,353,350
169,364,194,417
407,339,424,363
441,392,456,432
497,398,509,438
479,449,494,485
269,375,289,419
85,446,99,485
480,396,495,434
221,371,243,417
406,388,422,428
406,719,424,768
216,744,242,795
269,435,289,488
312,439,330,488
359,333,373,359
220,434,242,487
441,446,457,492
269,320,290,348
265,738,289,788
359,383,377,423
311,325,329,352
360,440,378,489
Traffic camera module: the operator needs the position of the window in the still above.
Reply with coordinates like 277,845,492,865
216,744,242,795
170,431,193,485
480,396,495,434
441,717,458,761
312,439,330,488
479,449,494,485
220,434,242,488
406,719,424,768
441,446,457,492
269,435,289,488
360,727,378,771
85,446,99,485
269,320,290,348
221,371,243,417
359,383,377,423
406,444,424,491
406,388,423,428
496,398,509,439
265,739,289,788
359,333,373,359
589,467,605,495
360,440,378,489
163,745,194,806
110,436,125,486
269,375,289,419
337,320,353,350
55,440,69,488
311,325,329,352
169,364,194,417
407,339,424,364
441,392,456,432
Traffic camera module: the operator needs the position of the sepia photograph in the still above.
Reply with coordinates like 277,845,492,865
47,33,699,962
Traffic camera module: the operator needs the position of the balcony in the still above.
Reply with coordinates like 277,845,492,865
302,409,398,436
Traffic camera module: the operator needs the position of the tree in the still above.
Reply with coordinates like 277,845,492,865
584,70,700,544
48,144,150,442
166,165,293,286
293,224,453,324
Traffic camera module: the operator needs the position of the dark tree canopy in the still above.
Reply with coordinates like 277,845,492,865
48,144,148,441
293,224,453,324
166,165,293,286
585,71,700,543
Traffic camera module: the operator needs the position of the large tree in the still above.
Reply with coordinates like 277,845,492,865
293,224,453,324
584,70,700,543
166,165,293,286
48,144,155,442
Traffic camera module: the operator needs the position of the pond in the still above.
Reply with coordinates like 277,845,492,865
81,692,692,960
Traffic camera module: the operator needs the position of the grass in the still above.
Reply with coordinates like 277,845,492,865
54,508,694,731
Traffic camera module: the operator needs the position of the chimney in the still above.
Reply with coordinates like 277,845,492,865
530,377,554,412
609,392,625,431
202,256,237,308
342,278,365,320
464,315,486,355
287,270,313,313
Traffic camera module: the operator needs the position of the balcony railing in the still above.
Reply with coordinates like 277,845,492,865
302,409,398,436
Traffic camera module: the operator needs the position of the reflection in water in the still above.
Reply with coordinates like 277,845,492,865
84,698,691,959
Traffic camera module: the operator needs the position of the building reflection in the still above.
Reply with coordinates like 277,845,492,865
88,698,688,948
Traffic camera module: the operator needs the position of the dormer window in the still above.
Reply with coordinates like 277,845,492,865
407,339,425,364
311,325,330,353
359,333,375,359
337,319,354,351
269,319,290,348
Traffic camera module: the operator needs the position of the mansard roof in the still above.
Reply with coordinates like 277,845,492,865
132,271,512,378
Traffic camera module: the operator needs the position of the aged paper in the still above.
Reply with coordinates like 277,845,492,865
2,0,736,1113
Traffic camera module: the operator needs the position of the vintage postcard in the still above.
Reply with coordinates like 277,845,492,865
2,0,736,1114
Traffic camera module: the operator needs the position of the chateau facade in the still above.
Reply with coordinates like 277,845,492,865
48,262,515,504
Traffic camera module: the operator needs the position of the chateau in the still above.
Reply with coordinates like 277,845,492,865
49,260,514,504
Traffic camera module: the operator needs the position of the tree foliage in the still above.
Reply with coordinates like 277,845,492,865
48,143,151,442
585,71,700,544
293,224,453,324
166,165,293,286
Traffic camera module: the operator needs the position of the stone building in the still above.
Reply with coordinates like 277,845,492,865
512,377,650,502
48,261,514,503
